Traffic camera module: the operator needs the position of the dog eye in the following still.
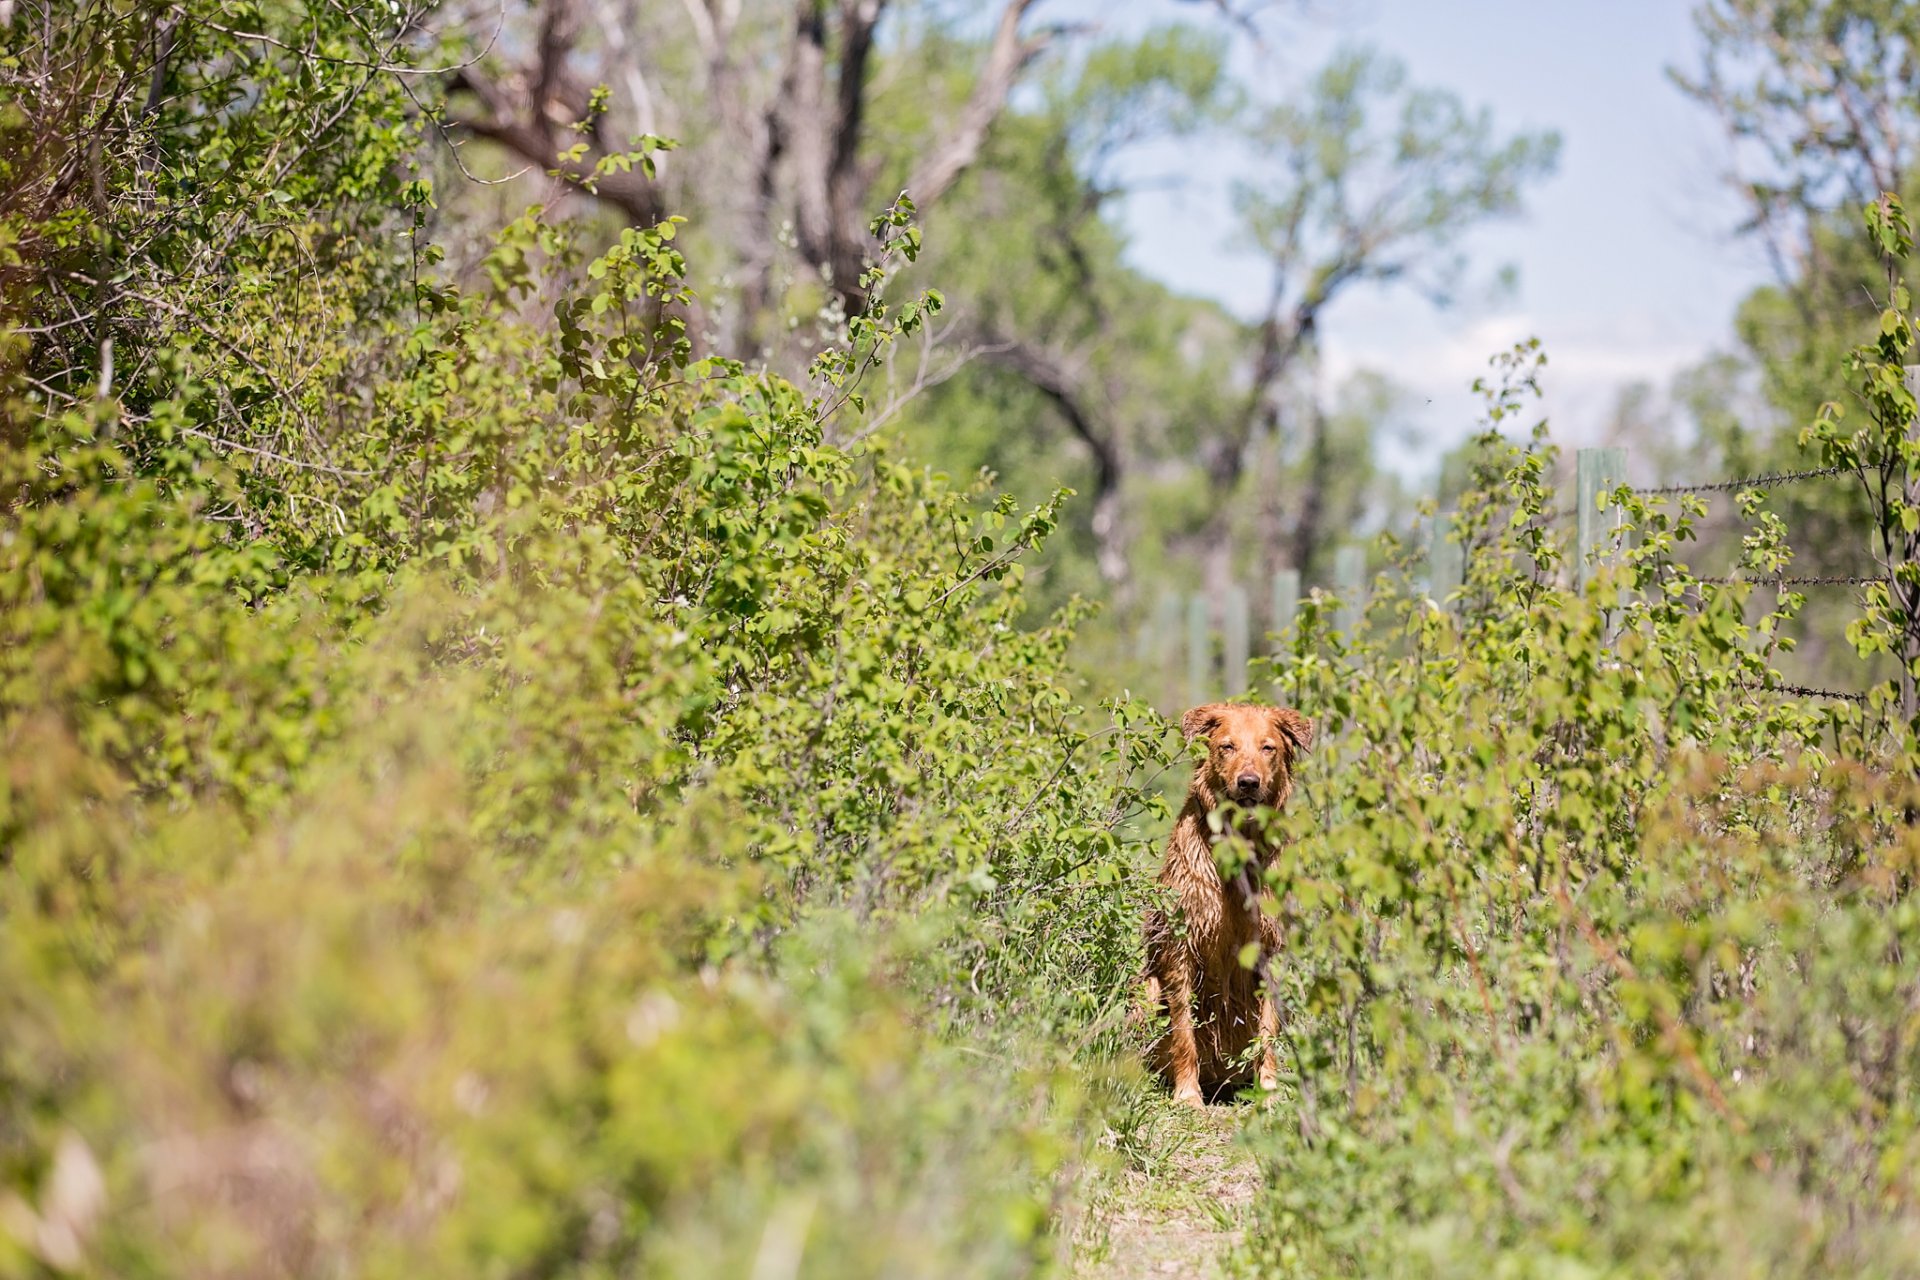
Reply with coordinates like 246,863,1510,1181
1262,744,1276,754
1217,742,1233,752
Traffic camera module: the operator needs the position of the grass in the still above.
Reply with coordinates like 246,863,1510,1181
1069,1080,1266,1280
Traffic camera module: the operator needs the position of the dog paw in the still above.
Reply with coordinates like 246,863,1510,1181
1173,1083,1205,1108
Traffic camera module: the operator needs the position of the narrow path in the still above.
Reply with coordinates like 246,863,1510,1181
1074,1105,1260,1280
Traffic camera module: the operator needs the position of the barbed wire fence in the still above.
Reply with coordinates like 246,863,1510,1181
1573,443,1886,708
1139,368,1919,714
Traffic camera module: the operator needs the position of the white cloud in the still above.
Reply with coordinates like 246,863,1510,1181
1315,301,1728,484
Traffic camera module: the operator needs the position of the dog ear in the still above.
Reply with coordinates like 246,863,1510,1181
1269,706,1314,753
1180,704,1227,740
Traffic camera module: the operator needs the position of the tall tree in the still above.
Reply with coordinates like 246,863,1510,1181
1672,0,1920,440
1675,0,1920,291
884,23,1238,597
445,0,1066,353
883,38,1551,606
1210,47,1558,586
1665,0,1918,665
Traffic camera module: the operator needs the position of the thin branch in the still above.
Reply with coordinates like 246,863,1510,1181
168,425,378,477
446,66,665,224
185,3,507,77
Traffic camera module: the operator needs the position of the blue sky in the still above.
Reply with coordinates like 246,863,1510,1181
1089,0,1772,480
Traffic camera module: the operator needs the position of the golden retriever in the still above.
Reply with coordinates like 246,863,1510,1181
1143,702,1313,1105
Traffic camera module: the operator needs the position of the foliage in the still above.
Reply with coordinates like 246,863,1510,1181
1675,0,1920,263
1186,42,1560,587
1233,47,1561,311
894,34,1556,627
1230,327,1920,1277
0,3,1179,1274
1657,0,1920,683
1803,192,1920,734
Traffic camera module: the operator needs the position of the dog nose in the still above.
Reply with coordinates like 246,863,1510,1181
1234,773,1261,795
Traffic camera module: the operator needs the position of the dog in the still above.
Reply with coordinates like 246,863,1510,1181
1143,702,1313,1106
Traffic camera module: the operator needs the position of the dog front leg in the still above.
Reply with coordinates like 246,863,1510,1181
1162,955,1205,1107
1257,919,1286,1093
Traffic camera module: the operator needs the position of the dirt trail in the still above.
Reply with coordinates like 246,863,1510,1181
1074,1106,1260,1280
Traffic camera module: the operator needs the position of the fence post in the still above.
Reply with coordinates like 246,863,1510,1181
1576,447,1627,596
1137,588,1181,677
1334,545,1366,635
1186,592,1210,709
1159,590,1182,666
1271,568,1300,646
1223,583,1250,694
1132,601,1154,667
1427,509,1463,608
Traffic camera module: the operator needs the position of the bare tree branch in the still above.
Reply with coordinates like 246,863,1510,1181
978,335,1130,587
1171,0,1278,50
981,339,1116,482
905,0,1053,208
446,0,1064,349
446,61,665,224
532,0,575,122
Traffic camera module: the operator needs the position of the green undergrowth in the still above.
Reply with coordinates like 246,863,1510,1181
0,8,1180,1271
1229,328,1920,1278
0,237,1178,1274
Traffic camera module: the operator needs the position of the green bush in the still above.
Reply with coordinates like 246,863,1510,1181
0,5,1174,1274
1232,337,1920,1278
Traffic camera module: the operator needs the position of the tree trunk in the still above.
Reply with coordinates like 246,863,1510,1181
1091,483,1131,604
449,0,1052,354
981,340,1130,593
1198,299,1318,599
1289,396,1333,584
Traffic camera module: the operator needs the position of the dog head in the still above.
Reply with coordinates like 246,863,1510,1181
1180,702,1314,809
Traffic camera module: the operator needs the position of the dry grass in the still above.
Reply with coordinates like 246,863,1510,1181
1070,1094,1261,1280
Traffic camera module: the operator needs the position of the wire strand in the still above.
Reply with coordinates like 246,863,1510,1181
1693,573,1883,587
1730,679,1874,705
1634,465,1853,496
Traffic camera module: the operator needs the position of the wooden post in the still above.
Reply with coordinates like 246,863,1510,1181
1271,568,1300,646
1334,545,1366,635
1223,583,1250,694
1186,592,1210,708
1427,510,1463,608
1576,447,1627,596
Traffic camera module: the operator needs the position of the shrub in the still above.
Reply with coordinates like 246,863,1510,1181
1232,338,1920,1278
1,6,1173,1273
